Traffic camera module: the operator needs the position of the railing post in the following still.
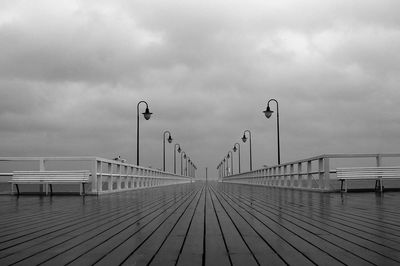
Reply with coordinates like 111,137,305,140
108,163,112,191
278,166,282,186
307,160,312,189
117,163,121,191
324,157,330,191
268,168,272,186
376,154,383,192
318,158,324,190
290,164,294,187
91,159,100,194
263,169,267,185
283,165,288,187
39,159,46,171
297,162,302,188
39,158,45,193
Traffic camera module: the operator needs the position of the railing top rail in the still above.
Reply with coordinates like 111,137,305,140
0,156,97,161
0,156,192,179
222,153,400,179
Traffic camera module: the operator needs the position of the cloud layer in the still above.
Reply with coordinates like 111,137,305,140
1,0,400,178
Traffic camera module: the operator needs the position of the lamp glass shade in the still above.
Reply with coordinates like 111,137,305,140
242,135,247,143
167,135,173,143
233,146,237,152
263,106,273,118
184,154,186,159
177,147,181,153
227,154,230,159
143,107,152,120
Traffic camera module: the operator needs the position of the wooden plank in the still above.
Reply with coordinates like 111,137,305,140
174,184,206,266
203,184,231,266
1,182,400,265
218,183,400,265
209,185,287,266
0,185,195,265
119,185,204,265
151,185,205,266
0,187,194,261
208,186,259,266
39,188,197,266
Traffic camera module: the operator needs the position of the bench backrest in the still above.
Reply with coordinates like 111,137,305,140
12,170,90,182
337,166,400,179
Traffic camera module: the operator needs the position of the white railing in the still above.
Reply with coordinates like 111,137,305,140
221,153,400,191
0,157,192,195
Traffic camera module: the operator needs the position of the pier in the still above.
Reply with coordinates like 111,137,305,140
1,181,400,265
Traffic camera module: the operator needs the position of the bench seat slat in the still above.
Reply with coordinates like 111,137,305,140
11,170,90,195
336,166,400,192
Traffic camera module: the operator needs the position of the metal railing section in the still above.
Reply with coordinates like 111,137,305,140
0,157,193,195
220,153,400,191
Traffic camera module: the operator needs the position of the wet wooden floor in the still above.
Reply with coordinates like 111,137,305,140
1,181,400,265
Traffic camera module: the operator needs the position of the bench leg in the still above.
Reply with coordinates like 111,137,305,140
340,180,344,192
80,183,85,196
12,184,20,195
374,179,384,192
49,184,53,195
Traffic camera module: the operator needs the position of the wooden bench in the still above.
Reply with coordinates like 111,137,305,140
336,166,400,192
11,170,90,195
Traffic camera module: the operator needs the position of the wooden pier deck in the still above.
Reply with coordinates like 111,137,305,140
1,181,400,265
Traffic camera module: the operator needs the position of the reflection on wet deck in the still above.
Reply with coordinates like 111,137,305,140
0,181,400,265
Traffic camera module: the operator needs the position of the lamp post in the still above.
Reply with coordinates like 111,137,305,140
233,142,241,174
227,151,233,175
163,131,173,171
181,151,186,176
136,101,152,166
263,99,281,165
174,144,181,174
241,130,253,171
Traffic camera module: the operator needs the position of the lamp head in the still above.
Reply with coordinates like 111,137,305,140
177,147,181,153
263,105,273,119
167,135,173,143
184,154,186,159
143,107,152,120
227,153,230,159
233,146,237,152
241,134,247,143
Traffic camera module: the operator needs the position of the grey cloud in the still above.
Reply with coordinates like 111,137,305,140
1,0,400,177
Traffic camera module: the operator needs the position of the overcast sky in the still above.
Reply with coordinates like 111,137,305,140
1,0,400,179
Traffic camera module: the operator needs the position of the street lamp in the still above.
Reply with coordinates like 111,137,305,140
136,101,153,166
227,151,233,175
174,144,181,174
233,143,241,174
241,130,253,171
263,98,281,165
163,131,173,171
